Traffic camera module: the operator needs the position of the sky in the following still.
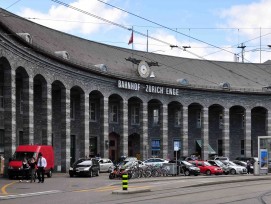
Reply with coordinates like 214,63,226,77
1,0,271,63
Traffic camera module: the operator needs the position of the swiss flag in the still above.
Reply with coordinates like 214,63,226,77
128,31,133,45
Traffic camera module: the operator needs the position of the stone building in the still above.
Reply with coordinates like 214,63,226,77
0,8,271,172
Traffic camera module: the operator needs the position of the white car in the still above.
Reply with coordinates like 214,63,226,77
222,161,247,174
143,158,169,166
98,158,114,172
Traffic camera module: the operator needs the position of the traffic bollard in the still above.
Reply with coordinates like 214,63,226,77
122,174,128,190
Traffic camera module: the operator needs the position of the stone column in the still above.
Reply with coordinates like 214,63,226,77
23,76,34,144
101,97,109,158
80,93,89,158
61,88,70,172
181,106,188,156
120,100,128,157
222,108,230,157
245,108,251,157
4,68,16,175
267,110,271,136
201,107,209,160
160,104,168,159
140,102,148,160
42,83,52,145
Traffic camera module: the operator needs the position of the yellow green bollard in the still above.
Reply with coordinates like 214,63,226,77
122,174,128,190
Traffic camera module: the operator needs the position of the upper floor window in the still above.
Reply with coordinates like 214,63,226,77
153,108,159,126
110,104,118,123
131,105,140,125
90,102,96,121
175,109,181,127
70,99,75,120
0,86,4,110
196,111,201,128
219,113,223,129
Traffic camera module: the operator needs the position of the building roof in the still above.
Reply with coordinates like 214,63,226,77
1,8,271,92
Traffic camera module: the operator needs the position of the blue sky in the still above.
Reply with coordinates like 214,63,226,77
1,0,271,63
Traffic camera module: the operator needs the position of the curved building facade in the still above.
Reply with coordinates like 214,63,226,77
0,9,271,172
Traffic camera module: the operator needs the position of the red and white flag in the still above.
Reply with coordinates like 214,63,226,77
128,31,133,45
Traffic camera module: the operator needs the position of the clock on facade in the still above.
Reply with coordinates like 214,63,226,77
138,61,150,78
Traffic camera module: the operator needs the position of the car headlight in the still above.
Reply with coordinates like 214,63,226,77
84,167,90,171
69,167,73,170
215,168,218,170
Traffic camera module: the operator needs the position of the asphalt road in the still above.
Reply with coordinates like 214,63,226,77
1,173,271,204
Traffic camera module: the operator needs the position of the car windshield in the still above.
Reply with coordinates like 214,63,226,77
182,161,193,166
203,161,211,166
78,160,92,166
12,152,36,161
215,160,225,166
228,161,237,166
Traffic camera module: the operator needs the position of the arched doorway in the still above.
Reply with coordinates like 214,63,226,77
109,132,120,162
128,133,140,158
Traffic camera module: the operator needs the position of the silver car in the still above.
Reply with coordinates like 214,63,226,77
98,158,114,172
222,161,247,174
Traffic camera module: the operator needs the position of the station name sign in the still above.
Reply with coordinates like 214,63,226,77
117,80,179,96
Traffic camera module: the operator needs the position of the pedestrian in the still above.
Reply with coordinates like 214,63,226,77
37,153,47,183
28,157,36,183
246,160,251,174
20,157,30,182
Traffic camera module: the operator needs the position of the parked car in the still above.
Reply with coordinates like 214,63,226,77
208,160,229,175
221,161,247,174
143,158,169,166
235,157,257,164
233,160,254,174
189,160,223,175
214,156,229,162
98,158,114,172
169,160,200,176
69,158,100,177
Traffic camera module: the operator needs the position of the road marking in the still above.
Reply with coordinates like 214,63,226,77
1,181,17,195
0,190,62,200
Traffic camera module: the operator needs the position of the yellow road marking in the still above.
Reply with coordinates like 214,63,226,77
1,181,17,195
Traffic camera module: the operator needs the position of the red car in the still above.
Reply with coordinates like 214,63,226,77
189,160,223,175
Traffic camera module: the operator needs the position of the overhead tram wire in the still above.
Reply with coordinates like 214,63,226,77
50,0,270,87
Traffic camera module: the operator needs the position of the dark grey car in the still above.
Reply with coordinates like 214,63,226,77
69,158,100,177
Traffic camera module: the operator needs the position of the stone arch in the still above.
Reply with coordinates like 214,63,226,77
229,105,245,159
251,106,267,157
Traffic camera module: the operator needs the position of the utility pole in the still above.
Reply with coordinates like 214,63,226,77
238,43,246,63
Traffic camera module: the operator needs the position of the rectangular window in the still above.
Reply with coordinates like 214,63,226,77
196,111,201,128
151,139,160,156
241,139,245,155
0,130,4,154
70,99,75,120
219,113,223,129
153,108,159,126
218,139,223,156
175,110,181,126
90,102,96,121
110,104,118,123
0,86,4,109
131,105,140,125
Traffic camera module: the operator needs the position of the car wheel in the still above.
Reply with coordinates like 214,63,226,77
69,173,74,177
47,170,52,178
8,175,13,180
184,170,190,176
206,170,211,175
96,170,100,176
230,169,236,175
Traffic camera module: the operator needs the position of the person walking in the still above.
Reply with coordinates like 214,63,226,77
20,157,30,182
28,157,36,183
246,160,251,174
37,153,47,183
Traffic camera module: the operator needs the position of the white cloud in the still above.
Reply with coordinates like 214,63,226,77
18,0,127,35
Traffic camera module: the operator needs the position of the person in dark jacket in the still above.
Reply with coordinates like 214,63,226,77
28,157,36,182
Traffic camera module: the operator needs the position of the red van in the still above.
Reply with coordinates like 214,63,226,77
8,145,54,179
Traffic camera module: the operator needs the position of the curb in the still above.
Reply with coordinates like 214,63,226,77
112,187,151,194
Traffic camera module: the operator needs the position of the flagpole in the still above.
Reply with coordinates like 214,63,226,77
132,26,134,50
